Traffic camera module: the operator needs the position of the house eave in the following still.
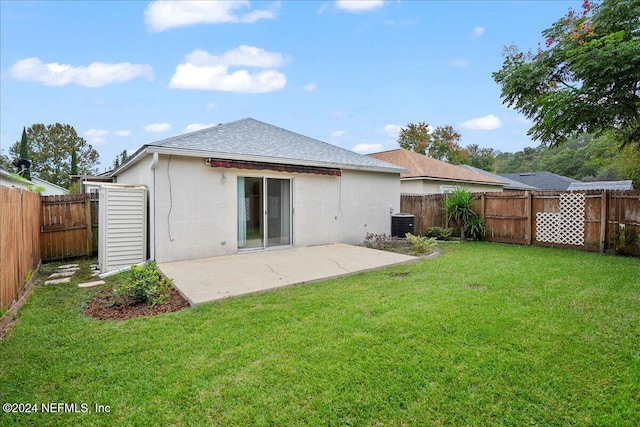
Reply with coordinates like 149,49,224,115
401,176,505,187
113,146,406,176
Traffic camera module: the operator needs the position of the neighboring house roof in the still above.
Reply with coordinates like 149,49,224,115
30,177,69,195
567,180,634,191
367,149,505,186
116,118,405,175
459,164,536,191
0,165,34,184
499,171,580,190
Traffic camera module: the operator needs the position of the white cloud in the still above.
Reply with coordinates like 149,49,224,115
450,58,470,68
206,102,218,110
473,26,485,38
168,46,287,93
183,123,214,133
84,129,109,144
304,82,317,93
144,123,172,133
460,114,502,131
115,130,131,137
384,124,402,138
331,130,345,138
336,0,384,12
7,57,153,87
353,143,383,154
144,0,277,32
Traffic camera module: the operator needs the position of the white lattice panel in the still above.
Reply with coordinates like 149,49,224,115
536,193,585,246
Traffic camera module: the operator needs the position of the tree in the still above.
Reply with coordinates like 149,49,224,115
493,0,640,149
464,144,496,171
398,122,466,162
17,127,32,180
9,123,99,189
70,149,78,176
112,150,130,170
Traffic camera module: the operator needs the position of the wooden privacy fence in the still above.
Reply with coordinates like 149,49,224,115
41,194,98,261
0,186,41,311
401,190,640,255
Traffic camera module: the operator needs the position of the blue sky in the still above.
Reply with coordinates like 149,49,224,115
1,0,581,172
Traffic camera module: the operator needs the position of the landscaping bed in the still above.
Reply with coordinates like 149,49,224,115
84,287,189,320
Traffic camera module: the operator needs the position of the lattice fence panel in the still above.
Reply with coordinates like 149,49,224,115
536,193,585,246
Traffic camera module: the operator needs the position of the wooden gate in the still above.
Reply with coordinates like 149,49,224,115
40,194,96,261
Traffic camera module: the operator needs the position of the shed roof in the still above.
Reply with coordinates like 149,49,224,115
368,149,505,185
499,171,579,190
120,118,404,174
567,180,634,191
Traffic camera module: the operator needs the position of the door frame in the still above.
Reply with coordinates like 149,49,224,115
238,175,293,252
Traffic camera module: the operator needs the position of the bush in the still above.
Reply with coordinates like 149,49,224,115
405,233,437,256
611,224,638,256
443,188,477,240
427,226,453,240
464,215,487,241
112,262,172,307
363,233,402,251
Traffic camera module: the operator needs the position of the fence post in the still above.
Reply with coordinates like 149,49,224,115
525,191,532,246
85,195,93,256
599,190,608,253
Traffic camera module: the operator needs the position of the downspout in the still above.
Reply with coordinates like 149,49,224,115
149,152,159,260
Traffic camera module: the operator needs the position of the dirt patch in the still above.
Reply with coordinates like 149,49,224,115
84,288,190,321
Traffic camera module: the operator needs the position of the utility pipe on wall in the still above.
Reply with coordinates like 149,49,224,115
149,152,159,261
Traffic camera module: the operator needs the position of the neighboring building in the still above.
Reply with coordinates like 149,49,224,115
368,148,505,194
567,180,634,191
112,118,405,263
70,172,114,196
30,176,69,196
499,171,580,190
459,165,537,191
0,166,33,191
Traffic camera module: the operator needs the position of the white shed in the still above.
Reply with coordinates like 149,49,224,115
97,183,148,274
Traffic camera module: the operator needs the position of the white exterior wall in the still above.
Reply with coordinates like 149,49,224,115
338,169,400,243
401,179,503,194
116,154,401,263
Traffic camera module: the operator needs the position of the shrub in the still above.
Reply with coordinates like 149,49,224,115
443,188,477,240
112,262,172,307
611,224,638,256
405,233,437,256
463,215,487,241
427,226,453,240
364,233,396,251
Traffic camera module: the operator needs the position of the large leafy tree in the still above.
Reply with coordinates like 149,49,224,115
493,0,640,148
9,123,99,189
398,122,466,162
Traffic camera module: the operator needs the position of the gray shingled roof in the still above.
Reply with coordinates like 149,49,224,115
458,165,536,190
567,180,634,191
145,118,404,173
499,171,579,190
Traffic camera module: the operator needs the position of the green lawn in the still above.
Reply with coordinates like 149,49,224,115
1,243,639,426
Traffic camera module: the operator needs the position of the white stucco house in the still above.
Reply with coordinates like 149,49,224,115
111,118,405,263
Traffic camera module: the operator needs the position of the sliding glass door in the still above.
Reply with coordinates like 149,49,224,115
238,177,291,250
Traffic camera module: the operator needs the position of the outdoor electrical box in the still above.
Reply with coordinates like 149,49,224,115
97,184,148,274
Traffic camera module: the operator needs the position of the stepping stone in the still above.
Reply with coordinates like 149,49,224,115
58,264,79,269
58,267,80,273
48,271,76,279
44,277,72,285
78,280,105,288
90,264,99,269
91,272,100,277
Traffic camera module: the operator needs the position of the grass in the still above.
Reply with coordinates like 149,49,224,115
1,243,639,426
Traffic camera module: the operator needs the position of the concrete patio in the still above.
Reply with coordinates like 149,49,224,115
158,243,418,305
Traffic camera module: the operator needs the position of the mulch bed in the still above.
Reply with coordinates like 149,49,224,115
84,288,190,321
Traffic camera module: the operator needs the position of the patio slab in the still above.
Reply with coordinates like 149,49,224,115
158,243,418,305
